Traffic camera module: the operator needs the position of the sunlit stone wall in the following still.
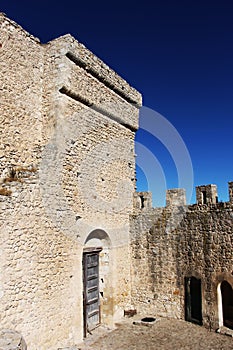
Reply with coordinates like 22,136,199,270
0,13,141,349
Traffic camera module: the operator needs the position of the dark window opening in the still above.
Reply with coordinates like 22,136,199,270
202,191,207,204
140,195,145,209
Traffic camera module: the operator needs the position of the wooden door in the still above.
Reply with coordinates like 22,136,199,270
83,249,101,336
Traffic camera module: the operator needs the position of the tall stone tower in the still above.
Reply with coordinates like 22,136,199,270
0,13,142,349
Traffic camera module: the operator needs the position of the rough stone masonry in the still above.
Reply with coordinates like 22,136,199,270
131,184,233,333
0,12,141,350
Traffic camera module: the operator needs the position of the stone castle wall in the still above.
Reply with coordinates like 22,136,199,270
0,13,141,349
130,185,233,330
1,11,232,349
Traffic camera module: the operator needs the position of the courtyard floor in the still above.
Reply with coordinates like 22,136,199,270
78,316,233,350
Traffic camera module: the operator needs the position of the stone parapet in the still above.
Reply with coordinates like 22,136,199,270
130,186,233,331
196,184,218,205
133,192,153,210
166,188,186,207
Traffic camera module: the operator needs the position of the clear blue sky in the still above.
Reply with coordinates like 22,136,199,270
1,0,232,206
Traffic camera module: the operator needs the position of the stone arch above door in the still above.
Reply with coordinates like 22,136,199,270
84,229,111,248
83,228,113,332
218,280,233,330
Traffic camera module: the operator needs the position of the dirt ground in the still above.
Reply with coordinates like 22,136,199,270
79,316,233,350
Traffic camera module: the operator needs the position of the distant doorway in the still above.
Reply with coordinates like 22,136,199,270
83,248,102,337
185,276,202,325
221,281,233,329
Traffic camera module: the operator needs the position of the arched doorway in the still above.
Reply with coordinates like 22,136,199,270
83,229,111,336
185,276,202,325
221,281,233,329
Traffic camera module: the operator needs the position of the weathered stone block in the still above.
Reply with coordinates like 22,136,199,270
0,330,27,350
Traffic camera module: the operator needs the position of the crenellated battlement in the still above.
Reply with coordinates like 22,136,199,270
131,180,233,329
133,191,153,210
196,184,218,205
134,181,233,210
166,188,186,207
